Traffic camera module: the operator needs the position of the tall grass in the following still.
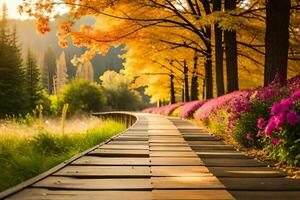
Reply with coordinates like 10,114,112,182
0,116,126,192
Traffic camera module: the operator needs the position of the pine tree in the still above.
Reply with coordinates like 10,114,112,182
25,49,42,110
0,4,27,117
42,46,56,94
54,51,68,94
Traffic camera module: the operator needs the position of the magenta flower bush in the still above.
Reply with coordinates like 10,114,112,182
143,74,300,166
143,102,184,116
179,100,206,119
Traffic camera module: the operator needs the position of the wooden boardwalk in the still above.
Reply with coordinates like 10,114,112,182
1,113,300,200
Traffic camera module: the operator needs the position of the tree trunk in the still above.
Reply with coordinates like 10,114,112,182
170,74,176,104
183,60,190,102
191,51,199,101
213,0,225,96
205,46,213,99
264,0,291,85
224,0,239,93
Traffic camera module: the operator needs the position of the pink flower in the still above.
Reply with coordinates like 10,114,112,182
273,113,286,128
280,98,293,110
246,133,254,141
257,118,266,129
271,137,281,145
291,90,300,101
265,120,276,137
256,130,262,138
271,102,282,115
286,110,300,125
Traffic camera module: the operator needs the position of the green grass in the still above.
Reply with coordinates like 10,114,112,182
0,118,126,192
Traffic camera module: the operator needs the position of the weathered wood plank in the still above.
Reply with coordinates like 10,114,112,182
99,145,149,150
33,177,152,190
150,146,192,151
191,145,235,151
151,177,225,189
229,191,300,200
196,151,248,159
151,166,211,177
208,167,286,178
71,156,151,166
6,189,153,200
89,149,149,157
202,158,266,167
54,166,151,177
150,158,203,166
150,151,197,157
108,141,149,145
219,177,300,191
152,190,234,200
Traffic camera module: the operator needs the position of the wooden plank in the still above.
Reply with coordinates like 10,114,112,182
99,144,149,150
150,151,197,157
219,177,300,191
151,166,211,177
148,133,182,136
149,139,186,143
89,149,149,157
229,191,300,200
149,136,183,140
184,136,219,141
178,128,210,133
6,189,153,200
112,138,149,141
202,158,266,167
208,167,286,178
151,177,225,189
71,156,151,166
54,166,151,177
108,141,149,145
188,141,225,145
33,177,152,190
196,151,248,159
150,146,192,151
152,190,234,200
150,158,203,166
191,145,235,151
150,143,189,146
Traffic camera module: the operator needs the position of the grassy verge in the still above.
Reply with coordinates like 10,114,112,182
0,117,126,192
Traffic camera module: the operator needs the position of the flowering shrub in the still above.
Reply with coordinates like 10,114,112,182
143,102,184,116
179,100,206,119
197,90,250,121
256,90,300,165
143,74,300,166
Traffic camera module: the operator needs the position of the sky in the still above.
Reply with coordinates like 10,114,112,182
2,0,25,19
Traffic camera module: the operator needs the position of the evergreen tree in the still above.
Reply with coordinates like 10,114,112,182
42,46,56,94
25,49,42,110
0,4,27,117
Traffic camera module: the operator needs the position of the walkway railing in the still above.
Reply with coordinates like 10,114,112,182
93,112,137,128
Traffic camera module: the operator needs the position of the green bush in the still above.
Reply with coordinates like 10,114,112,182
100,71,143,111
232,101,269,148
59,80,106,115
